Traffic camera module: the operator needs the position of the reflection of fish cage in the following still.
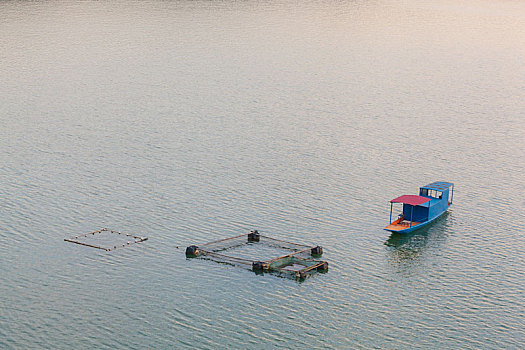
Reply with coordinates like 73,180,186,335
64,228,148,251
186,230,328,279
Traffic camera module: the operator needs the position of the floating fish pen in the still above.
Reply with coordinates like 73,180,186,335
64,228,148,251
186,230,328,279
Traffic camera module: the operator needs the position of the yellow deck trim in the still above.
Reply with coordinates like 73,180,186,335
385,218,421,231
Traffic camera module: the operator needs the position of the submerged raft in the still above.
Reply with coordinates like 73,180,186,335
186,230,328,279
64,228,148,251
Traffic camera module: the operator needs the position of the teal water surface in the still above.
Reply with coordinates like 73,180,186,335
1,0,524,348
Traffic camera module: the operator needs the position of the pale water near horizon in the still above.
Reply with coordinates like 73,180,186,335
1,0,524,348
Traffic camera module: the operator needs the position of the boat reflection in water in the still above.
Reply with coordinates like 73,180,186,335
385,212,450,263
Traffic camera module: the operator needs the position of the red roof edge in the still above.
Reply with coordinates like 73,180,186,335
390,195,432,206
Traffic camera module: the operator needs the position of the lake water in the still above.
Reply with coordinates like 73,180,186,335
1,0,524,348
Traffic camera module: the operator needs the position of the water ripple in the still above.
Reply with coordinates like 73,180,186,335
1,0,524,348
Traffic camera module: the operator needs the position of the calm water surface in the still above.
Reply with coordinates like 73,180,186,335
1,0,524,348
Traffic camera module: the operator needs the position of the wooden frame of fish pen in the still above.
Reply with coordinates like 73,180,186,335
64,228,148,251
186,230,328,279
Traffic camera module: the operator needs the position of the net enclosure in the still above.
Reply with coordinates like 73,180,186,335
186,230,328,279
64,228,148,251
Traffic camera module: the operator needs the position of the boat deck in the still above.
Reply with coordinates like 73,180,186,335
385,218,421,231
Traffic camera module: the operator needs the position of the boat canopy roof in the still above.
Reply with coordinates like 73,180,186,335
420,181,454,191
390,195,432,206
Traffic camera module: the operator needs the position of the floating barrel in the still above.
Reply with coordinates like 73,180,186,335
252,261,265,271
311,246,323,256
248,230,260,242
296,271,307,279
317,261,329,272
185,245,200,257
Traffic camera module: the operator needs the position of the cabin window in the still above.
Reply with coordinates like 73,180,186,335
421,189,442,199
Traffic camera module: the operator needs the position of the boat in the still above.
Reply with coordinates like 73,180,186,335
384,181,454,233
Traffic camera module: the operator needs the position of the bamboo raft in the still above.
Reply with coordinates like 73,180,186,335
186,230,328,279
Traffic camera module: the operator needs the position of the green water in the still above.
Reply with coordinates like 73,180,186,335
1,0,524,348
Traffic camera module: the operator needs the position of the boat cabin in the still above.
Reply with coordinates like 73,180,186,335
385,182,454,233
